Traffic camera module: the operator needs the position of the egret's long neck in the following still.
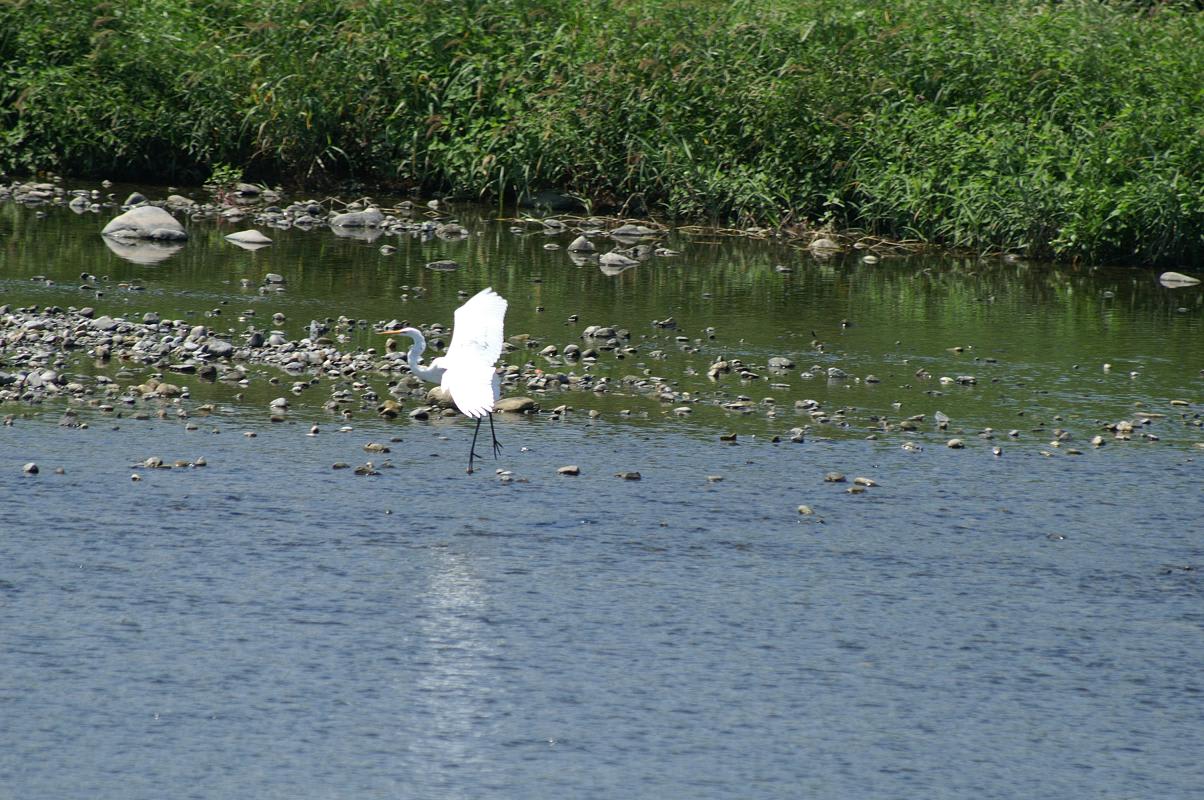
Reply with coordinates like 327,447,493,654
403,330,444,383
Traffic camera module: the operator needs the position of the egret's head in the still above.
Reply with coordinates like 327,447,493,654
379,326,422,339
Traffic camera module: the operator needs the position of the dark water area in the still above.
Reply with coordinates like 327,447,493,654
1,183,1202,798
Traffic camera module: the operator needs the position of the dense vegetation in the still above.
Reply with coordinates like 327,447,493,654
1,0,1201,264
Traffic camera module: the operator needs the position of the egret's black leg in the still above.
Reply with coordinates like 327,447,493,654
488,412,503,458
467,416,483,474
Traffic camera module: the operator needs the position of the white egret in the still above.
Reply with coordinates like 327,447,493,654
382,287,508,474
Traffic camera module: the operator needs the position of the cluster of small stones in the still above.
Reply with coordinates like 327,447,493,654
4,298,1199,463
4,179,1201,464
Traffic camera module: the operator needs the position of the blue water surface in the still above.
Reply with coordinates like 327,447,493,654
1,414,1200,799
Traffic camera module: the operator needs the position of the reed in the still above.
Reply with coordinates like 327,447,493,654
1,0,1200,264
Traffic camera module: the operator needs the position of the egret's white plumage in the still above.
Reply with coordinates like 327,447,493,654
381,287,508,473
431,287,507,418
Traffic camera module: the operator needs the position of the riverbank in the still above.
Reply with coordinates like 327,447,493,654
2,0,1201,265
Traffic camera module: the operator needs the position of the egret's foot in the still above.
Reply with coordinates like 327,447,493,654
491,438,504,458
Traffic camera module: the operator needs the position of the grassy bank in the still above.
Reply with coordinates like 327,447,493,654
1,0,1201,264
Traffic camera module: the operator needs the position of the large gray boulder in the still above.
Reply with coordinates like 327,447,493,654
101,206,188,241
331,207,384,228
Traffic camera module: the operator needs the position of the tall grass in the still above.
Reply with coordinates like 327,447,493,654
0,0,1201,264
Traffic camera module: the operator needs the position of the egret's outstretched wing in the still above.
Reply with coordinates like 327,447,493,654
446,287,507,368
442,364,497,418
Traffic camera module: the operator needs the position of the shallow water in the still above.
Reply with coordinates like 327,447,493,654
1,185,1202,798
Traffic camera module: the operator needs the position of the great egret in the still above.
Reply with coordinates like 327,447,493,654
382,287,508,474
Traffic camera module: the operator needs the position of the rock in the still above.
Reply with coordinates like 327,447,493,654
610,224,658,238
947,438,966,449
557,465,580,475
331,207,384,227
768,357,795,369
22,462,38,475
205,339,234,358
1159,271,1200,288
263,273,285,284
101,205,188,240
425,260,459,271
425,386,455,407
90,315,119,331
436,223,468,238
809,237,841,253
495,396,537,413
224,229,272,245
567,235,596,253
598,251,640,268
823,472,846,482
853,477,878,487
797,504,815,515
615,471,642,480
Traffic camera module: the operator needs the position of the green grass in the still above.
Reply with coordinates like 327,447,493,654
1,0,1201,264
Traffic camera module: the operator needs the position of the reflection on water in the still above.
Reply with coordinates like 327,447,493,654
100,235,185,265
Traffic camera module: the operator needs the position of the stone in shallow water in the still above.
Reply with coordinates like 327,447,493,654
1159,271,1200,288
101,205,188,240
331,208,384,228
224,229,272,245
495,396,537,413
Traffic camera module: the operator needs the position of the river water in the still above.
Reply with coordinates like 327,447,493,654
1,184,1201,799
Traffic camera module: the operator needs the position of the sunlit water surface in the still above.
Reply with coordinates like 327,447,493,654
1,187,1202,799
